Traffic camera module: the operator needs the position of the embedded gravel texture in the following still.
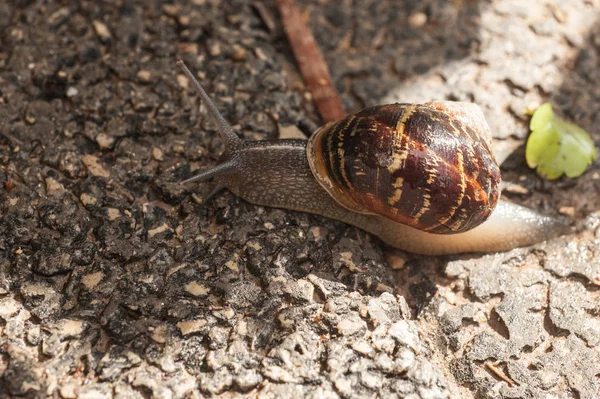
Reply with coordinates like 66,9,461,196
1,0,600,398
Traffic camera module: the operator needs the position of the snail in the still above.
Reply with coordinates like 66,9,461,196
176,60,570,255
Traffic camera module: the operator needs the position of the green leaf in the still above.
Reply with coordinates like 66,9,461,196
529,102,554,131
525,125,560,168
525,103,597,180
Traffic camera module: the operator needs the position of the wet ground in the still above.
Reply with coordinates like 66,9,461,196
1,0,599,398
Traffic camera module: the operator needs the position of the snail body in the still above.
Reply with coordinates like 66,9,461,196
176,60,569,255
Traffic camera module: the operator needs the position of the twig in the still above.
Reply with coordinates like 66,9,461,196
275,0,346,123
484,361,516,386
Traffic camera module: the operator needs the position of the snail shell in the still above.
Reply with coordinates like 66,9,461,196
307,102,501,234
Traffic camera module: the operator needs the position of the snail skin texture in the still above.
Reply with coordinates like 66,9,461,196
176,60,570,255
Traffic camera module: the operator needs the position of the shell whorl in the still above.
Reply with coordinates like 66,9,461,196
306,101,502,234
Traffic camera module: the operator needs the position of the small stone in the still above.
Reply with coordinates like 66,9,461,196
137,70,152,84
395,349,416,372
231,45,246,61
151,324,169,344
26,325,41,345
60,383,77,399
558,206,575,217
334,377,353,396
0,297,22,319
66,87,78,97
178,15,190,26
184,281,210,296
48,8,70,28
337,318,366,336
54,319,87,339
504,183,529,195
95,133,115,150
42,333,64,357
388,320,420,351
360,370,383,389
45,177,65,195
80,193,97,206
82,272,104,289
208,41,221,57
408,12,427,27
177,74,188,89
179,42,199,54
536,369,559,389
148,223,172,238
77,383,115,399
199,368,233,395
92,20,111,41
106,208,121,221
152,147,164,161
352,340,374,357
162,4,179,17
386,252,407,269
309,226,327,240
278,124,306,140
367,293,401,326
177,319,208,336
235,369,263,391
81,155,110,178
371,335,395,354
374,352,395,373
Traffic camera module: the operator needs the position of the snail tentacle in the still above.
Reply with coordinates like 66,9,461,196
180,159,237,185
177,59,242,154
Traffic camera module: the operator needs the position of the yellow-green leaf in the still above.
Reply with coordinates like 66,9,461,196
525,103,596,180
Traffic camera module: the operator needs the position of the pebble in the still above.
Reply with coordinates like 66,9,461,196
408,12,427,27
106,208,121,221
352,340,374,357
137,70,152,84
177,319,207,336
66,87,78,97
504,183,529,195
184,281,210,296
92,20,111,41
82,272,104,289
54,319,87,339
148,223,172,238
59,382,77,399
558,206,575,217
231,44,246,61
162,4,179,17
0,297,22,319
337,318,367,336
79,193,97,206
278,124,307,140
152,147,164,161
95,133,115,150
235,369,263,391
388,321,420,351
81,155,110,178
45,177,65,195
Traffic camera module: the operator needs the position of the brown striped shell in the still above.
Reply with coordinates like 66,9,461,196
306,101,501,234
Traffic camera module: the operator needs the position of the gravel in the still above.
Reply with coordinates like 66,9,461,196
1,0,599,398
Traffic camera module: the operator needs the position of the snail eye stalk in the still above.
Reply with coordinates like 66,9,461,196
176,59,242,154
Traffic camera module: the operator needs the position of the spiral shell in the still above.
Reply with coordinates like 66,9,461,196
306,101,501,234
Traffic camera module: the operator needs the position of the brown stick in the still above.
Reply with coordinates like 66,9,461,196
275,0,346,123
